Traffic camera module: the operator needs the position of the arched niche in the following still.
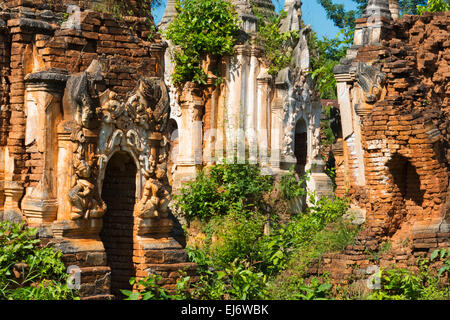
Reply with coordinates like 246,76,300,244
386,154,424,236
99,150,137,298
294,117,307,176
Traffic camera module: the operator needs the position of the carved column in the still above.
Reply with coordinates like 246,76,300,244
227,45,249,163
256,69,271,166
55,121,73,222
388,0,400,19
245,46,261,164
3,181,24,223
270,101,283,171
21,70,68,226
176,83,203,183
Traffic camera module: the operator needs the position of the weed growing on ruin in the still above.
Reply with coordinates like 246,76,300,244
121,274,191,300
171,162,352,300
279,166,309,201
367,256,449,300
0,221,79,300
165,0,240,85
173,161,272,222
254,10,299,76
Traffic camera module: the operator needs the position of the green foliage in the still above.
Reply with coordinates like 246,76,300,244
399,0,428,14
174,162,272,222
121,274,192,300
293,276,333,300
257,196,351,278
279,167,309,201
430,248,450,277
367,250,449,300
308,28,353,99
173,160,353,300
255,10,299,76
165,0,240,85
416,0,450,14
209,211,268,269
93,0,155,18
316,0,366,29
368,267,448,300
0,221,78,300
186,247,269,300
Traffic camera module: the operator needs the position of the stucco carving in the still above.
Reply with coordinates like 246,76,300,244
355,61,386,104
64,63,171,221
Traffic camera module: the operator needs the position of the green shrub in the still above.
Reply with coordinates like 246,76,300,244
174,162,355,300
254,10,299,76
165,0,240,85
187,255,269,300
293,276,333,300
174,162,272,222
121,274,192,300
0,221,78,300
279,167,309,201
367,251,450,300
208,211,267,269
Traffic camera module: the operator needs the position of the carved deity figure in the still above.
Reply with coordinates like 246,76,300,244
136,163,171,219
68,157,106,220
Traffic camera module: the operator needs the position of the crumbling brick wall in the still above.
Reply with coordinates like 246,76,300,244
1,0,164,188
321,12,449,283
0,0,189,299
0,16,10,148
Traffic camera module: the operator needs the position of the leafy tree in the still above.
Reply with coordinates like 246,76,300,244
317,0,429,29
416,0,450,13
316,0,366,29
308,27,353,99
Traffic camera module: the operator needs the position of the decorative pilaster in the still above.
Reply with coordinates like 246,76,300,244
256,69,271,166
21,70,68,226
245,46,261,164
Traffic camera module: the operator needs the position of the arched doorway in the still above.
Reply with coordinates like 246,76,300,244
100,151,137,298
294,118,307,177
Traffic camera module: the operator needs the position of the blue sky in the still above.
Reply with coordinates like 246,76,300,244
152,0,358,39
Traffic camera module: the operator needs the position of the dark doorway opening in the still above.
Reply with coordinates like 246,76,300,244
100,151,137,298
294,119,307,177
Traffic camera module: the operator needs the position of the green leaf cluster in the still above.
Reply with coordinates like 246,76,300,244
308,27,353,99
254,10,299,76
174,161,273,222
121,274,192,300
165,0,240,85
279,167,309,201
0,221,79,300
416,0,450,14
367,252,450,300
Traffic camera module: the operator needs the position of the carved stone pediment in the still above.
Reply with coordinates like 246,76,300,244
63,61,171,224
